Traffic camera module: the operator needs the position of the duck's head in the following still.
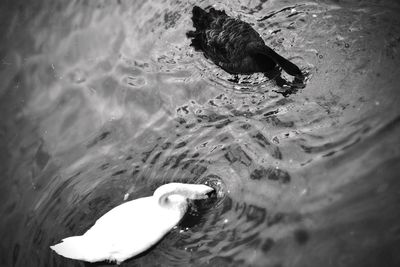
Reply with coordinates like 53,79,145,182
191,6,213,30
153,183,214,210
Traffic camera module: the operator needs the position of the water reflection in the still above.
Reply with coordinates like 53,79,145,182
1,0,400,266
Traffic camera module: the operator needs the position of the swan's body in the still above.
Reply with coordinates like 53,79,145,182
187,6,302,77
50,183,214,264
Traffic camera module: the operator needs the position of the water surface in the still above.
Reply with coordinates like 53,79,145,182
1,0,400,266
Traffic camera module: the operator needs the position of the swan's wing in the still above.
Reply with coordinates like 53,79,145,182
85,196,155,237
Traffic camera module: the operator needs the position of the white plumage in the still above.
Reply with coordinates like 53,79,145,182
50,183,214,264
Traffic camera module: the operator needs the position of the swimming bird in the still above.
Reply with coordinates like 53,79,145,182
187,6,302,77
50,183,214,264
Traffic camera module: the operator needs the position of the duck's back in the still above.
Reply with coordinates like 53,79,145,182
207,17,265,61
188,6,274,74
187,6,303,77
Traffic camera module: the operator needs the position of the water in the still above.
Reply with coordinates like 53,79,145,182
1,0,400,266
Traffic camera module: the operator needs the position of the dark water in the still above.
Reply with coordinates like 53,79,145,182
1,0,400,266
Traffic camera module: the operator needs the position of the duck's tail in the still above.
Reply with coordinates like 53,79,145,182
256,45,302,77
50,236,108,263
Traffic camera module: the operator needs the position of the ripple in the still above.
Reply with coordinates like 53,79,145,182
2,0,400,267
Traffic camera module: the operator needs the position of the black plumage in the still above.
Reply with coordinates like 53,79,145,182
187,6,302,77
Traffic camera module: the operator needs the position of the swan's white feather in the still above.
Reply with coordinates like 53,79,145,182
50,183,213,263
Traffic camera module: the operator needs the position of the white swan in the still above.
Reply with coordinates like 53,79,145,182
50,183,214,264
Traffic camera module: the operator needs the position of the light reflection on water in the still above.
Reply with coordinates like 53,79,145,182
1,0,400,266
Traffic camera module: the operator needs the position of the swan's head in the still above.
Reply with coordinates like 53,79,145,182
153,183,214,210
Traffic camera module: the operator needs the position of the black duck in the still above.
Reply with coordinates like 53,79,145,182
187,6,302,77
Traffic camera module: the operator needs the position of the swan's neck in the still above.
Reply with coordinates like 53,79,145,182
158,191,187,208
153,185,190,213
153,183,212,211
